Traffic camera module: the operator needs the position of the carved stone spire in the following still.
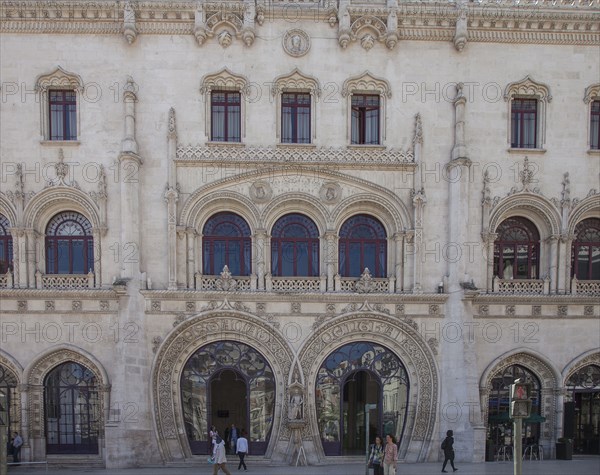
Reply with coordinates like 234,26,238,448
168,107,177,139
412,113,423,146
561,172,570,206
451,83,468,161
121,76,139,155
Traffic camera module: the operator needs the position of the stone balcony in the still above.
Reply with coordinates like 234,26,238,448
36,271,95,290
572,278,600,297
492,277,549,295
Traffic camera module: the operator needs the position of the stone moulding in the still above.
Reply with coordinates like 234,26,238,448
1,2,598,46
151,310,293,461
176,144,415,167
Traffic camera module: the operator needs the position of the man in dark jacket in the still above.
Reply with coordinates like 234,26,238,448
441,429,458,472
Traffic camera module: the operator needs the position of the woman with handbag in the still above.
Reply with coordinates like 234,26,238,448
382,434,398,475
368,436,384,475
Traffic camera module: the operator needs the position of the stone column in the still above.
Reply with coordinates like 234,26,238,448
164,186,179,290
558,234,573,294
324,231,337,292
483,233,497,292
547,234,558,294
393,232,404,291
253,229,267,290
25,229,36,288
92,228,101,287
186,228,196,289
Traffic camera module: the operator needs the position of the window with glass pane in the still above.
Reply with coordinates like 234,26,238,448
202,212,251,276
351,94,380,145
45,362,99,454
45,212,94,274
488,364,541,448
339,214,387,277
211,91,241,142
572,218,600,280
49,90,77,141
0,214,13,273
511,98,537,148
494,217,540,279
271,213,319,277
0,365,20,438
281,92,311,144
591,100,600,150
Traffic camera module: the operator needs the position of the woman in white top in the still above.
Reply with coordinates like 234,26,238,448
236,431,249,471
212,436,232,475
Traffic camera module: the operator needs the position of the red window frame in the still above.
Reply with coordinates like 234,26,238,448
49,89,77,141
571,218,600,280
202,212,251,276
591,100,600,150
351,94,380,145
511,98,538,148
45,212,94,275
494,217,540,280
281,92,311,144
211,91,241,142
338,214,387,278
0,214,13,274
271,213,319,277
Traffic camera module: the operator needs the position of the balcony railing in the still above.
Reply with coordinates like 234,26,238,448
194,273,254,292
0,270,13,288
266,275,325,292
492,277,548,294
572,278,600,297
36,271,95,289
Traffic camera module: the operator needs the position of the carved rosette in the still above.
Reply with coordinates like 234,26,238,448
299,312,438,461
152,311,293,461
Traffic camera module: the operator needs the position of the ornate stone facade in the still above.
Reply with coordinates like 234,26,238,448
0,0,599,469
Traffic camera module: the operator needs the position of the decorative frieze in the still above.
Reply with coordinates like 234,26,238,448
176,144,415,167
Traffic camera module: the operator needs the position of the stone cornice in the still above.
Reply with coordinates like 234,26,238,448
176,144,415,168
1,2,597,45
474,293,600,305
0,288,119,298
140,289,448,304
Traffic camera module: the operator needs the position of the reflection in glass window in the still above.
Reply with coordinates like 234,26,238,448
0,364,19,437
316,342,409,456
202,212,251,276
45,212,94,274
488,365,541,448
0,214,13,273
572,218,600,280
494,217,540,279
339,214,387,277
181,341,275,455
271,214,319,277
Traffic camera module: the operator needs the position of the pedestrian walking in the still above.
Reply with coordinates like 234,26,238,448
12,431,23,465
236,430,248,471
441,429,458,473
382,434,398,475
212,435,232,475
367,435,384,475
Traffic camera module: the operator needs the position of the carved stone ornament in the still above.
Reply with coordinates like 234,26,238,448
283,29,310,57
194,1,256,48
249,181,272,204
355,268,375,293
319,182,341,205
287,380,305,422
215,265,237,291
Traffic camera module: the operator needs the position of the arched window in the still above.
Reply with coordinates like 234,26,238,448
572,218,600,280
0,214,13,273
44,362,99,454
202,212,251,276
488,364,542,448
494,217,540,279
45,212,94,274
271,213,319,277
339,214,387,277
0,364,19,437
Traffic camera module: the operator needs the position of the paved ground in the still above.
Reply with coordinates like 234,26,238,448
6,456,600,475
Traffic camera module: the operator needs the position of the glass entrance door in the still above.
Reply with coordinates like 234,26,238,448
342,371,380,455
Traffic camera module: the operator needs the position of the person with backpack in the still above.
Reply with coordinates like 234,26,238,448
367,435,384,475
441,429,458,473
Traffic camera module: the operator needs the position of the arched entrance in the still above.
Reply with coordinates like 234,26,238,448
180,340,275,455
565,364,600,454
44,361,99,454
0,364,19,437
487,364,542,452
316,342,409,456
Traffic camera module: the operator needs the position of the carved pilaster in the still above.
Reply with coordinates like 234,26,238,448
451,82,468,161
324,231,338,292
559,233,575,293
253,229,267,291
547,234,559,294
122,77,138,155
167,107,177,189
482,232,498,292
393,232,405,292
123,1,137,44
25,229,36,288
164,186,179,290
412,189,426,293
186,228,197,289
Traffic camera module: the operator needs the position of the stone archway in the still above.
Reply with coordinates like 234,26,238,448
151,309,294,462
480,351,559,445
298,312,439,463
23,346,110,460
